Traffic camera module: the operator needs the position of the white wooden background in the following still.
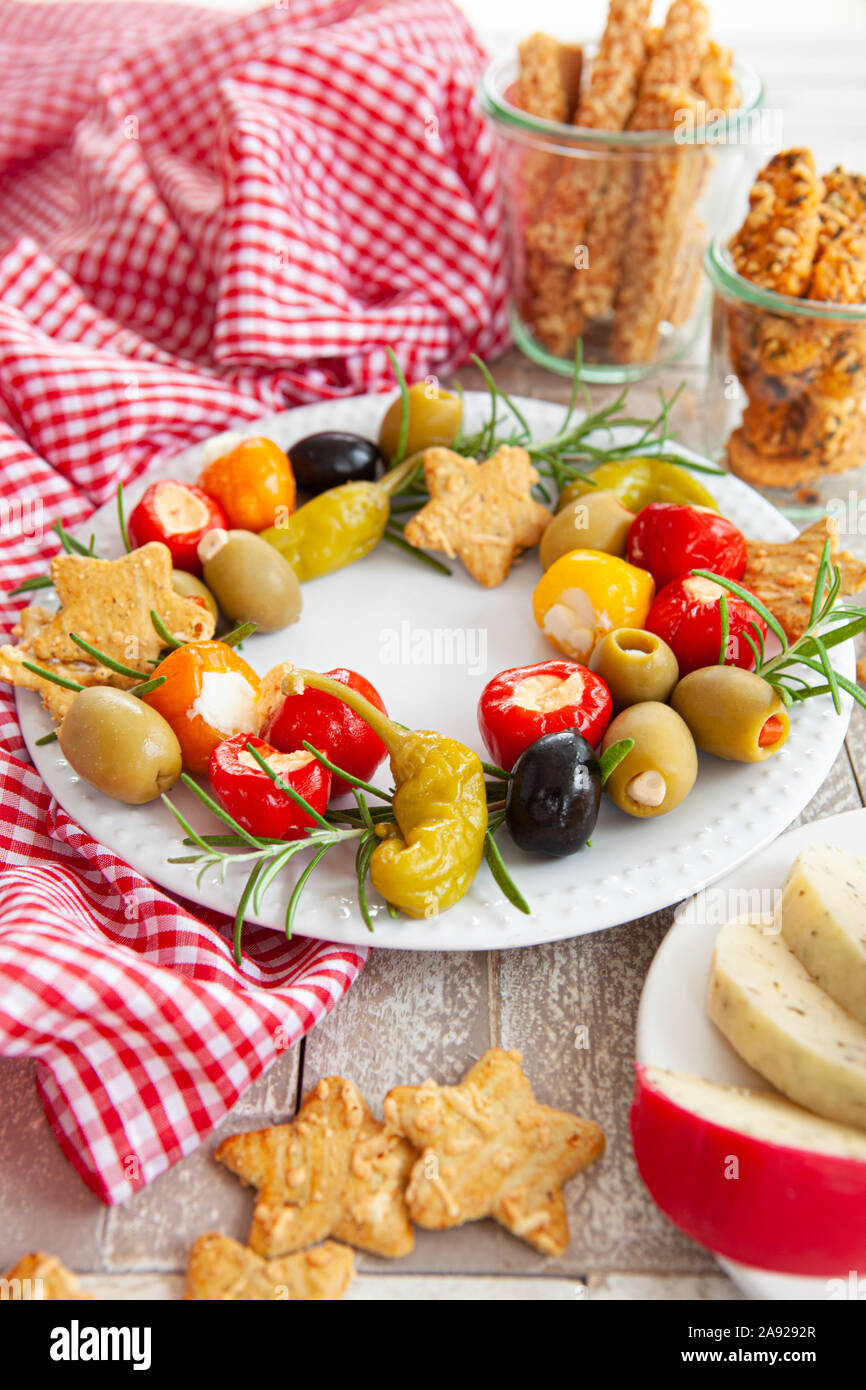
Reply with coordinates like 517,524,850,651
2,5,866,1301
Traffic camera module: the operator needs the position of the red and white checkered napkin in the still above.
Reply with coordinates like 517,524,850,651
0,0,509,1204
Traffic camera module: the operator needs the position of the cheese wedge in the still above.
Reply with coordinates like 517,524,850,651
642,1066,866,1159
708,914,866,1130
781,843,866,1025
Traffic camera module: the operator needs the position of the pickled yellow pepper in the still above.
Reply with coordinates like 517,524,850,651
261,453,421,583
290,670,488,919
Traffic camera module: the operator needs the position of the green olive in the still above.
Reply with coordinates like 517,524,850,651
671,666,790,762
171,568,218,623
590,628,679,711
200,528,302,631
379,382,462,460
58,687,182,804
602,701,697,818
540,490,635,569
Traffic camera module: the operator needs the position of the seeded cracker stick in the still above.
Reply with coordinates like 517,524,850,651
513,32,583,124
512,35,584,230
573,0,710,326
695,37,739,111
668,217,706,326
730,149,824,296
525,0,651,355
609,87,710,363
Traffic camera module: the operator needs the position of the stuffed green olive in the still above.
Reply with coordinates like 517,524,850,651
199,528,302,631
671,666,789,762
589,628,679,711
601,702,697,818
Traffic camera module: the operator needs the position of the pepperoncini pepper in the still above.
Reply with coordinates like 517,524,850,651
290,669,487,919
261,453,420,582
557,457,719,515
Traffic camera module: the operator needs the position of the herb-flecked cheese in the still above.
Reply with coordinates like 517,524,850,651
781,843,866,1025
708,915,866,1130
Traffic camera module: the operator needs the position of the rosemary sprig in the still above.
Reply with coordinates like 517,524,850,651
150,610,184,651
381,528,452,575
718,595,730,666
117,482,132,553
9,574,54,596
385,346,411,466
69,632,150,681
484,830,530,915
692,547,866,712
221,620,257,648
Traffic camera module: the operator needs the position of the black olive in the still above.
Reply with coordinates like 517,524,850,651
288,432,384,495
505,730,601,857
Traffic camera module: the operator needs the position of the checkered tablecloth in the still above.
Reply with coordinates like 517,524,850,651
0,0,509,1203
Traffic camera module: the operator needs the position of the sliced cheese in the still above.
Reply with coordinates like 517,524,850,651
708,914,866,1130
781,843,866,1025
645,1065,866,1160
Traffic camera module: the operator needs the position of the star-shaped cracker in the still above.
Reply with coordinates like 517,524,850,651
3,1252,94,1300
404,446,552,587
215,1076,416,1259
383,1048,605,1256
185,1234,353,1301
744,517,866,642
24,541,215,669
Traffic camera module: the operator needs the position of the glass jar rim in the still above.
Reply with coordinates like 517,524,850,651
704,235,866,322
478,48,763,150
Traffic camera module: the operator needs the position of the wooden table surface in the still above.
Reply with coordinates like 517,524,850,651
2,33,866,1302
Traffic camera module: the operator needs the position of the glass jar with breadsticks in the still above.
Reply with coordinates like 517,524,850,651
705,149,866,525
479,0,762,382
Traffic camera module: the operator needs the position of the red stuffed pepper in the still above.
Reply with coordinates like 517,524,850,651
261,667,388,797
129,479,227,575
627,504,747,590
478,660,613,772
646,575,767,677
209,733,331,839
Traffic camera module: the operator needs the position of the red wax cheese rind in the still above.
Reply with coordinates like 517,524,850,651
630,1063,866,1275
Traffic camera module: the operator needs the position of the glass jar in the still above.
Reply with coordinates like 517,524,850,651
705,235,866,535
479,51,763,384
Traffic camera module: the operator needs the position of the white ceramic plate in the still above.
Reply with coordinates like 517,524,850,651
636,805,866,1301
18,393,856,950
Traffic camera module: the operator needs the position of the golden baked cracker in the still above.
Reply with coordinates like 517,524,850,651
2,1252,93,1300
743,517,866,641
668,217,706,326
813,326,866,398
185,1234,353,1301
512,37,584,222
756,315,824,379
695,37,739,110
404,446,552,588
25,542,214,669
215,1076,415,1259
527,0,652,270
729,427,836,490
609,85,710,363
384,1048,605,1256
740,397,806,457
730,149,824,296
817,166,866,254
808,216,866,304
635,0,709,90
0,644,129,723
513,33,583,123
